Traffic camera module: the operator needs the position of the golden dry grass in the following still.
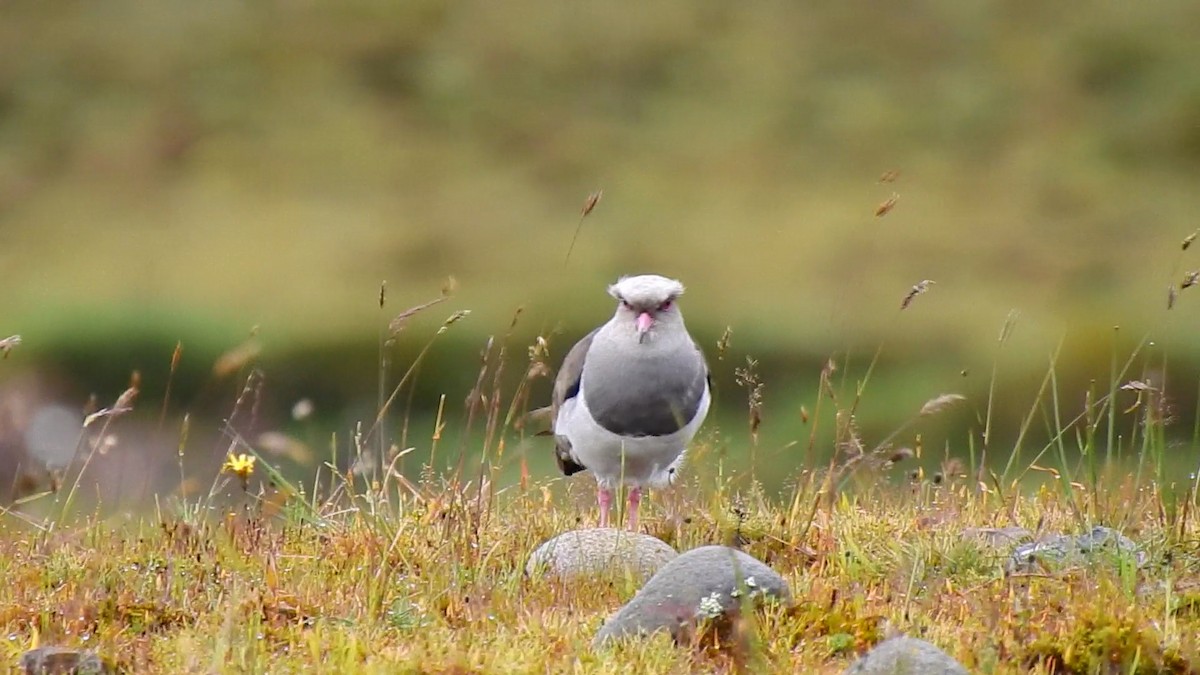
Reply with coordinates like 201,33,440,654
2,464,1199,673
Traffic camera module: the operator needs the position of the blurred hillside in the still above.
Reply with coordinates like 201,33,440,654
1,1,1200,492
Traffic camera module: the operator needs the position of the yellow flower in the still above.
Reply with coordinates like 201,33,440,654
222,453,256,480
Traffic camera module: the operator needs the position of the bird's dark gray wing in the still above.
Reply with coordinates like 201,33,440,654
551,328,599,475
586,338,709,438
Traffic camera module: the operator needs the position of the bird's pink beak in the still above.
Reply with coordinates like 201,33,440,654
636,311,654,343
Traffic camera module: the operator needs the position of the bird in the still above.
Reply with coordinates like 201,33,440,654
548,274,711,530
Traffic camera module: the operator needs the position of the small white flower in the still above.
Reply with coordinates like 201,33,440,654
697,592,724,619
731,576,760,600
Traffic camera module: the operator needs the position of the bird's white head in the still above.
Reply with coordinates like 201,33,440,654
607,274,686,343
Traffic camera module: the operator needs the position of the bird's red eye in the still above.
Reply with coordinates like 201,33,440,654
658,300,672,312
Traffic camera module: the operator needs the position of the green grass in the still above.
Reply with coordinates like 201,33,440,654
3,309,1200,673
3,461,1199,673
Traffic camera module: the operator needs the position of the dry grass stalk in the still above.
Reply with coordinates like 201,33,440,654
1184,229,1198,250
220,370,265,452
900,280,935,310
389,298,447,336
387,276,458,336
819,358,838,400
84,372,141,428
1120,379,1161,415
834,410,864,462
998,310,1019,343
1183,271,1199,289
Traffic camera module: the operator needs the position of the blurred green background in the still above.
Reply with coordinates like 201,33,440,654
2,1,1200,500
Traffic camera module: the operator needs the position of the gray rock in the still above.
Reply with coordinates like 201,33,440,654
843,637,967,675
960,526,1032,548
526,528,677,581
20,646,114,675
1006,525,1146,574
593,545,790,647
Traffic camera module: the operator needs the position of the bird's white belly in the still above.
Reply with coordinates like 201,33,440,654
555,387,710,489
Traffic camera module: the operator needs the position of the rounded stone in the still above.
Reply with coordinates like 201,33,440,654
593,544,790,647
843,637,967,675
1006,525,1146,575
525,528,677,581
21,646,114,675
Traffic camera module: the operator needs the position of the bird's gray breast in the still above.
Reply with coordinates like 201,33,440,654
582,343,707,438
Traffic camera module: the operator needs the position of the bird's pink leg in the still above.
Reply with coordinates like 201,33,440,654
627,487,642,531
597,486,612,528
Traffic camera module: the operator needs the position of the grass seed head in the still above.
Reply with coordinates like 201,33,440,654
441,310,470,330
941,457,966,478
115,380,139,411
874,193,899,217
581,189,603,216
214,339,262,377
1184,229,1198,250
565,189,604,263
900,280,935,310
0,334,21,358
734,357,764,441
821,358,837,381
716,326,733,361
919,393,965,416
170,341,183,371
